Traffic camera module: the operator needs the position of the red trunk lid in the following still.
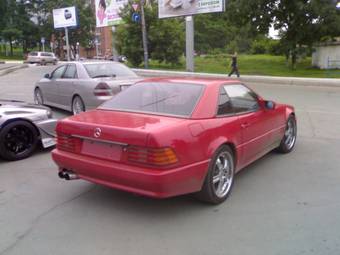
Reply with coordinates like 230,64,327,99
57,109,185,146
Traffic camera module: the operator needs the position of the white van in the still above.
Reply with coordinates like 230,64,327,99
26,52,58,65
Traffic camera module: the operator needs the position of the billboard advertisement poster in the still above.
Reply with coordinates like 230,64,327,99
158,0,224,18
96,0,129,27
53,7,78,29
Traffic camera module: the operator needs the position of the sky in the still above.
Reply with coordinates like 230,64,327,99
269,24,280,39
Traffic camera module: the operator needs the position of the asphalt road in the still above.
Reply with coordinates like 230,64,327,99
0,66,340,255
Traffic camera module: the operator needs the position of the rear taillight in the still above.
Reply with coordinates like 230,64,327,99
127,146,178,166
94,82,112,97
57,133,80,153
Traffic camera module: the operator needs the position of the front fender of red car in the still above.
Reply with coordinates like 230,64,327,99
285,105,296,120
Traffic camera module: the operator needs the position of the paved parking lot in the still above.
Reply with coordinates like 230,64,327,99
0,66,340,255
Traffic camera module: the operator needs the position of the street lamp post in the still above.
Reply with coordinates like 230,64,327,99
140,0,149,68
76,42,80,61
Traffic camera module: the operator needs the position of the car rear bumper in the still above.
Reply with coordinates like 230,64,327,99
52,149,210,198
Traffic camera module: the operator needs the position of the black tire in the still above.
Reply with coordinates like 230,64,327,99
34,88,44,105
277,115,297,154
195,145,235,204
0,121,38,161
72,96,85,115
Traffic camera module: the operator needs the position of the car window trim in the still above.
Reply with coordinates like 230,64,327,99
216,83,261,117
62,64,78,79
51,65,67,80
216,84,234,117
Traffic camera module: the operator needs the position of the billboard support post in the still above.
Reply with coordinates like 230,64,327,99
65,27,71,61
53,6,78,61
95,38,99,58
112,26,118,61
140,0,149,69
186,16,194,72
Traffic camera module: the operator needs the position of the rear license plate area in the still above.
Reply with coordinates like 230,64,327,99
81,140,122,161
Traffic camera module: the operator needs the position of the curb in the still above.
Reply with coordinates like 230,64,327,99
0,64,29,77
132,69,340,88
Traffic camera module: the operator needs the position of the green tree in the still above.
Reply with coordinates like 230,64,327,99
33,0,95,58
115,0,184,67
273,0,340,68
194,4,270,54
1,28,22,55
227,0,340,68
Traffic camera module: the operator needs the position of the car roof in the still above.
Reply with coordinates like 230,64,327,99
71,61,123,65
30,51,54,54
138,77,241,86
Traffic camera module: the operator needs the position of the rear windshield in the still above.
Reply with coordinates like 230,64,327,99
84,63,137,78
41,53,53,57
99,82,204,117
28,52,38,56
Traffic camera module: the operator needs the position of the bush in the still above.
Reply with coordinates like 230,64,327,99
267,40,283,56
251,39,267,54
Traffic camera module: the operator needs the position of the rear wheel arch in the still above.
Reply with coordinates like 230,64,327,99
1,118,40,139
71,94,86,114
0,119,40,160
206,139,238,172
71,93,83,103
223,142,237,165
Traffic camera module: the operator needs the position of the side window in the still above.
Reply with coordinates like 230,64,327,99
63,64,77,79
51,66,66,79
217,86,233,115
224,84,259,114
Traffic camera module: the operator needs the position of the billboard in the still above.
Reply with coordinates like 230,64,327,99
159,0,225,18
95,0,129,27
53,7,78,29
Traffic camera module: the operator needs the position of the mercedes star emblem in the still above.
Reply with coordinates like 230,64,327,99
94,128,102,138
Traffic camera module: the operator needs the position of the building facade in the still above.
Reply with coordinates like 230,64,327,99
312,42,340,69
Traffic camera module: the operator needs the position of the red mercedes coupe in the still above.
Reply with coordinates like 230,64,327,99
52,77,297,204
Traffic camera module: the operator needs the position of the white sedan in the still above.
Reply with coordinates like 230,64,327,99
34,61,142,114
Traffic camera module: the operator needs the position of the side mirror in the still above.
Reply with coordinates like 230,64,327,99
265,100,276,110
44,73,50,79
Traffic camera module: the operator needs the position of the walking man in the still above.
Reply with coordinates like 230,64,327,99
228,52,240,77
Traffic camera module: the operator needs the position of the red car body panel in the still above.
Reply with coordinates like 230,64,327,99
52,78,295,198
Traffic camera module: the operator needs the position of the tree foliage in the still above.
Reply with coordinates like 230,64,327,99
0,0,95,57
226,0,340,68
272,0,340,68
115,0,184,66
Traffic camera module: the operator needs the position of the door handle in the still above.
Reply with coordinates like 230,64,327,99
241,122,251,128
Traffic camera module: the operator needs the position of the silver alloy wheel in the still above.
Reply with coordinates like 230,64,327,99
34,89,43,105
72,96,85,115
212,151,234,198
284,118,296,150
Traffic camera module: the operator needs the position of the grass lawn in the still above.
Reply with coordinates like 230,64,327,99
0,56,24,61
148,54,340,78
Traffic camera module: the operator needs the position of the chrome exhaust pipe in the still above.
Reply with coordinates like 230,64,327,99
58,170,79,180
64,172,79,180
58,171,66,179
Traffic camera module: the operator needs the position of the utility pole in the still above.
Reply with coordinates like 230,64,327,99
140,0,149,68
186,16,194,72
112,26,118,61
65,27,70,61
